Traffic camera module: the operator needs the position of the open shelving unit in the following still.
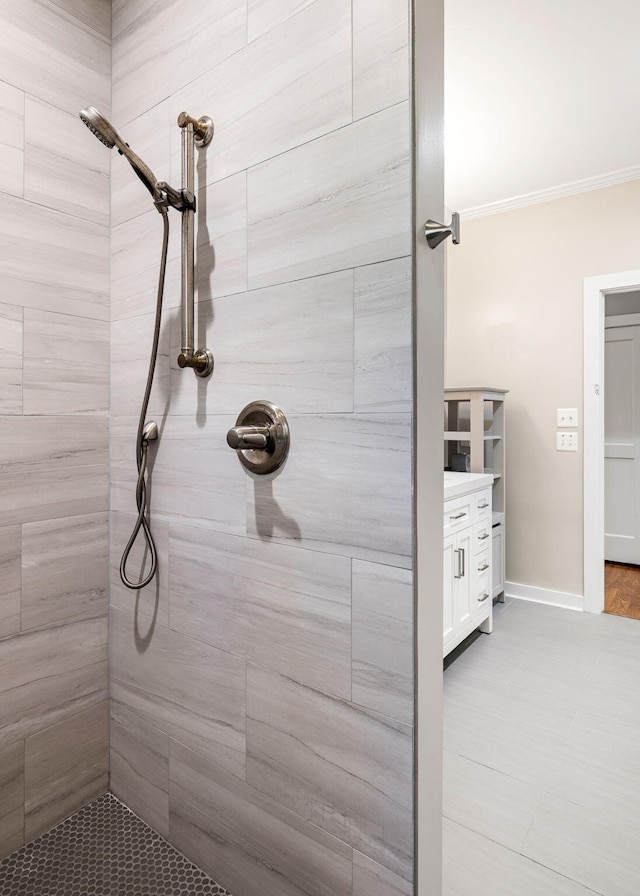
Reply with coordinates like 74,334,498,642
444,387,508,598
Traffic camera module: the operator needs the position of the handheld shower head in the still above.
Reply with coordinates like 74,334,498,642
80,105,160,201
79,106,117,148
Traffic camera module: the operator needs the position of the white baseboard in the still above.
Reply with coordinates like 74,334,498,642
504,581,584,612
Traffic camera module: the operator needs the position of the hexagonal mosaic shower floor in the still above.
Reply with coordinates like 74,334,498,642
0,793,231,895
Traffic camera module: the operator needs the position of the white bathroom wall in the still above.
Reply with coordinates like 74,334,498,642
108,2,415,895
0,0,110,859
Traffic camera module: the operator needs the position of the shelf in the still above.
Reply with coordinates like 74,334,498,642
444,432,501,441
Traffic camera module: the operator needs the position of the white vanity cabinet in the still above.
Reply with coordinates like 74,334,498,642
443,472,494,657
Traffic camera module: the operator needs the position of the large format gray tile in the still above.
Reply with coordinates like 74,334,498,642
168,0,352,187
443,752,543,853
353,852,412,896
352,560,413,724
50,0,111,39
0,195,109,321
247,0,316,41
25,98,110,226
110,511,169,630
0,416,108,526
0,618,107,750
246,667,413,880
0,80,24,199
0,304,22,415
111,205,180,290
24,702,109,841
170,739,353,896
193,172,247,302
0,0,110,117
23,309,109,415
170,270,354,417
110,308,172,418
112,0,246,124
353,0,409,121
169,524,352,698
110,414,246,536
0,526,21,640
110,607,246,778
0,741,24,860
247,414,412,566
443,818,599,896
523,792,640,896
21,513,108,631
111,701,169,839
247,103,411,290
111,98,173,229
354,258,412,413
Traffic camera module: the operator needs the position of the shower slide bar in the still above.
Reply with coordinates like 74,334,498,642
175,112,214,378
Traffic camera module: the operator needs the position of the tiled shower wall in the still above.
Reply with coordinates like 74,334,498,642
109,2,414,896
0,0,111,860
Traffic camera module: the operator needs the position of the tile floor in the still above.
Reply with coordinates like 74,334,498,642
443,597,640,896
0,793,231,896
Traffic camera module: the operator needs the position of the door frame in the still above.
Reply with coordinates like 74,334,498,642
583,269,640,613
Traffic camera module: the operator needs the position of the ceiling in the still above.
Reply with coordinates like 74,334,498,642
444,0,640,216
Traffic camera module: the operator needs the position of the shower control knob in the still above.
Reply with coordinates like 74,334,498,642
227,401,290,475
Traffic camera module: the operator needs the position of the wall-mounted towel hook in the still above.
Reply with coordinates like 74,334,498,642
424,212,460,249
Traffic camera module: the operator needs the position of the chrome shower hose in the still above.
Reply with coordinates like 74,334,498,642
119,205,169,590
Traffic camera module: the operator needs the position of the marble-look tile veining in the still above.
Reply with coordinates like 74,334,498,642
170,738,353,896
0,416,108,526
0,194,109,321
0,741,24,859
24,97,110,226
170,270,354,417
23,309,110,416
24,702,109,841
0,80,24,199
168,0,352,188
21,513,108,631
247,0,316,42
0,526,21,641
352,560,413,724
168,524,352,698
246,667,413,880
0,0,110,117
247,102,411,289
110,607,247,778
0,304,23,415
354,257,412,413
352,0,409,121
112,0,247,124
247,414,412,566
111,700,170,839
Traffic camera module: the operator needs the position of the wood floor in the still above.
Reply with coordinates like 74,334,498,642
605,562,640,620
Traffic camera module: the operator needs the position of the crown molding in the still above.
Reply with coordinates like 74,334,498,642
458,164,640,221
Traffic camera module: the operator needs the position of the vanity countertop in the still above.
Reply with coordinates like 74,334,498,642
444,471,494,500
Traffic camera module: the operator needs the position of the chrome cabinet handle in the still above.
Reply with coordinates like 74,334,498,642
460,547,465,578
478,533,490,541
478,592,490,602
478,501,489,509
477,563,489,572
454,549,462,579
450,512,466,520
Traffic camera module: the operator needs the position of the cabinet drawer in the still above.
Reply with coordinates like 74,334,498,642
472,488,492,523
444,495,472,535
473,548,492,606
473,519,492,553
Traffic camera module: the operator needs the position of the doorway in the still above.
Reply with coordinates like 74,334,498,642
583,271,640,614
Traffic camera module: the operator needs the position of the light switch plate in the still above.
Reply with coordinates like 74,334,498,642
557,408,578,427
557,431,578,451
